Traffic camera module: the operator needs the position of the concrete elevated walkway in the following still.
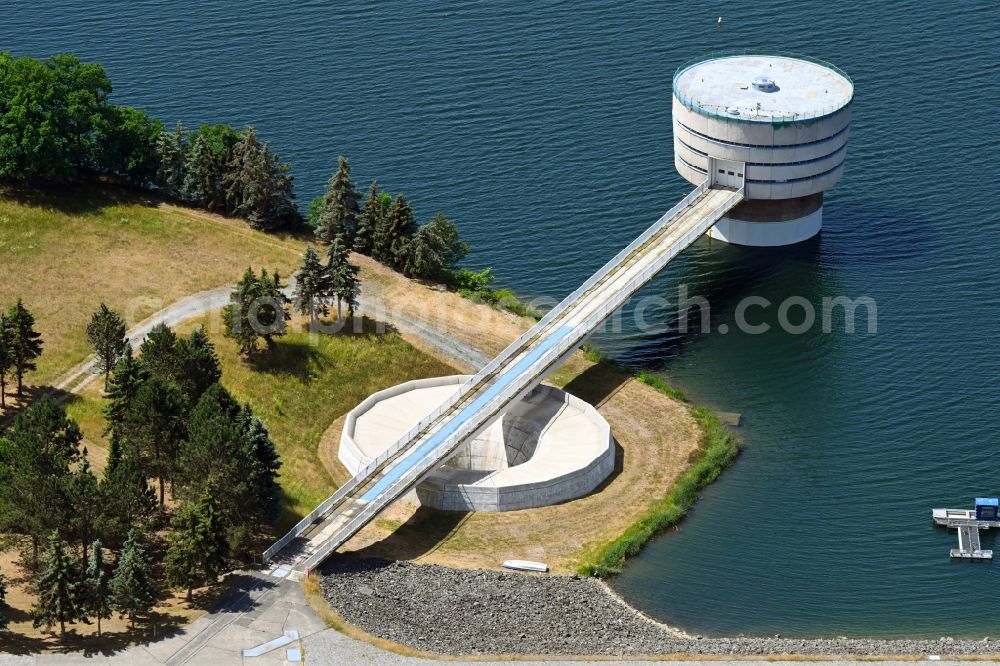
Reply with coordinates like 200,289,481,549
263,183,743,574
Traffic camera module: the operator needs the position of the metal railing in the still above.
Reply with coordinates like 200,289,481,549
672,49,854,126
297,186,745,573
261,183,713,564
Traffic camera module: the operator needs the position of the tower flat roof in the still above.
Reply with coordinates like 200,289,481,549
674,54,853,123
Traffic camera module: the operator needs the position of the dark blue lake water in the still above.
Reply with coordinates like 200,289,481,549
5,0,1000,638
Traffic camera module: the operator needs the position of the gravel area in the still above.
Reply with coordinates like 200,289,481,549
320,558,1000,658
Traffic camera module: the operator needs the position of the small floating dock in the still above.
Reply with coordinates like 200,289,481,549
932,499,998,561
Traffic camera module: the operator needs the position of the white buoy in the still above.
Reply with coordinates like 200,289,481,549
717,16,723,26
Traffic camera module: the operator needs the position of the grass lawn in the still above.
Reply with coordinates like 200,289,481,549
67,313,456,530
0,184,302,389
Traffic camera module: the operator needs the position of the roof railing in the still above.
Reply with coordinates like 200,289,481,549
671,49,854,126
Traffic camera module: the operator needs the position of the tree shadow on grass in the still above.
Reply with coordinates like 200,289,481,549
1,181,159,217
0,385,78,429
308,314,400,339
248,338,328,382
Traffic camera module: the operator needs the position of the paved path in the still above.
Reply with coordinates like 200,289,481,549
0,573,325,664
51,281,488,399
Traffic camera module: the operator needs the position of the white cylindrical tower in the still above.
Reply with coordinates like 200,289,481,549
672,52,853,246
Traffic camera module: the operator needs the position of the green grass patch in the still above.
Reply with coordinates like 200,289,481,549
635,371,688,402
577,373,739,578
177,316,455,530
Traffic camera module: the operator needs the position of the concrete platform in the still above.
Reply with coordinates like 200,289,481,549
340,376,614,512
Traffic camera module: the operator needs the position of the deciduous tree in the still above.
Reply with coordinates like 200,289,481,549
95,106,163,186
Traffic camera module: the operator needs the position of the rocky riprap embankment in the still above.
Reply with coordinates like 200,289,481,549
319,558,1000,658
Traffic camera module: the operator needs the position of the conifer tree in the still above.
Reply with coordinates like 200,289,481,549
222,268,290,356
174,327,221,405
373,194,418,271
238,406,282,523
0,397,80,563
154,123,189,198
404,213,469,280
138,323,179,383
403,225,442,280
123,376,186,508
179,387,281,532
182,134,214,206
86,303,128,390
314,156,360,245
98,455,157,548
223,127,297,231
6,299,43,396
293,245,334,323
83,540,112,638
176,384,242,509
165,494,228,601
354,180,383,255
32,532,84,642
0,571,8,631
188,124,241,211
102,346,149,467
0,313,12,409
110,529,157,630
65,452,101,566
327,236,361,319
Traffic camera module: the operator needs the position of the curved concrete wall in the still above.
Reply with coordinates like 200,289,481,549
672,97,851,200
341,376,615,513
708,206,823,246
339,375,469,473
414,386,614,512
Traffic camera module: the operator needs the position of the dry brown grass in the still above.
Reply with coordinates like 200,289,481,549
0,184,301,390
309,263,703,574
0,549,229,654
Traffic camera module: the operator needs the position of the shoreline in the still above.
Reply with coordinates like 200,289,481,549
312,557,1000,659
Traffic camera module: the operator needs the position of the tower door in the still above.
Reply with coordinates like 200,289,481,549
709,158,745,189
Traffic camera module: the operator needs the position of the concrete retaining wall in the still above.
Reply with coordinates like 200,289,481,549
341,377,615,513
